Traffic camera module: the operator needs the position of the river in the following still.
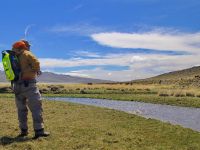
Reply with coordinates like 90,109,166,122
45,97,200,132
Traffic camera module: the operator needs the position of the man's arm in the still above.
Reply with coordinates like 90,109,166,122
26,51,41,75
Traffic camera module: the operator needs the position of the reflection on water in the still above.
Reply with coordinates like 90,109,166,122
45,97,200,132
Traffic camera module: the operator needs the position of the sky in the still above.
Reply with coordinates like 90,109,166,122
0,0,200,81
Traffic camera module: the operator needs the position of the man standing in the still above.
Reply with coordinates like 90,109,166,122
12,41,49,139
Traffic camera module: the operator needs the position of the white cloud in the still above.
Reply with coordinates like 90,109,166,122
1,52,200,81
130,56,146,62
72,50,102,58
39,52,200,81
61,68,154,81
91,31,200,53
58,71,91,78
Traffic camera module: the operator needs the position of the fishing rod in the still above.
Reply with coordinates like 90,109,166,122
24,24,35,40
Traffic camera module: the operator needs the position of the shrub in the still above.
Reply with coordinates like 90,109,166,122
80,90,87,94
60,89,67,93
129,88,135,91
50,86,59,91
174,93,185,97
186,92,195,97
39,88,49,94
159,93,169,97
0,87,12,93
145,88,151,91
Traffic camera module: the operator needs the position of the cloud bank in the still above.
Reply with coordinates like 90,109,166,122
91,31,200,53
38,52,200,81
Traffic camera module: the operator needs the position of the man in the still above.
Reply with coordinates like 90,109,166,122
12,41,49,139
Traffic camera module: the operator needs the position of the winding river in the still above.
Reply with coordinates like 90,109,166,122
45,97,200,132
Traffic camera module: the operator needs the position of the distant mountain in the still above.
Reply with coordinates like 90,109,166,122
0,71,112,83
131,66,200,87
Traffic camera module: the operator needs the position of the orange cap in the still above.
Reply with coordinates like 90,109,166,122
12,41,28,49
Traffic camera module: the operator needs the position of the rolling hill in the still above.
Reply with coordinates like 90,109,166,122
132,66,200,87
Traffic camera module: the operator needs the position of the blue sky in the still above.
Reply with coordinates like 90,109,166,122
0,0,200,81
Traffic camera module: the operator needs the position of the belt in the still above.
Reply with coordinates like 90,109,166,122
14,79,37,87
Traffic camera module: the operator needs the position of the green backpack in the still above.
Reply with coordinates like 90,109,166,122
2,50,21,81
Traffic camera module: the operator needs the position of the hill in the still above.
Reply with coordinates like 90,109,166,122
132,66,200,87
0,70,112,83
148,66,200,80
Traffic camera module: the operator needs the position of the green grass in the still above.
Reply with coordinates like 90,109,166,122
0,98,200,150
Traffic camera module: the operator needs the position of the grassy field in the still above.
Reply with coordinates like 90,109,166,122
1,83,200,108
0,98,200,150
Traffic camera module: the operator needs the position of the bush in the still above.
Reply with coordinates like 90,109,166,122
80,90,87,94
159,93,169,97
174,93,185,97
145,88,151,91
0,87,12,93
186,92,195,97
39,88,49,94
196,94,200,98
50,87,59,91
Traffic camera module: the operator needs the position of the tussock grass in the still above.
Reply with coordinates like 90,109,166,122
0,98,200,150
1,83,200,107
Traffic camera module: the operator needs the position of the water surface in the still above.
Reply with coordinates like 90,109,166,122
45,97,200,132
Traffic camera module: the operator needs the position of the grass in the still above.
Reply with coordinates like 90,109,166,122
0,98,200,150
1,83,200,108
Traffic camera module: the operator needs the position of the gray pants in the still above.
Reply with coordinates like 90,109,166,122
14,80,44,130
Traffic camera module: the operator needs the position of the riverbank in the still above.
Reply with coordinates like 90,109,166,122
1,98,200,150
46,97,200,132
